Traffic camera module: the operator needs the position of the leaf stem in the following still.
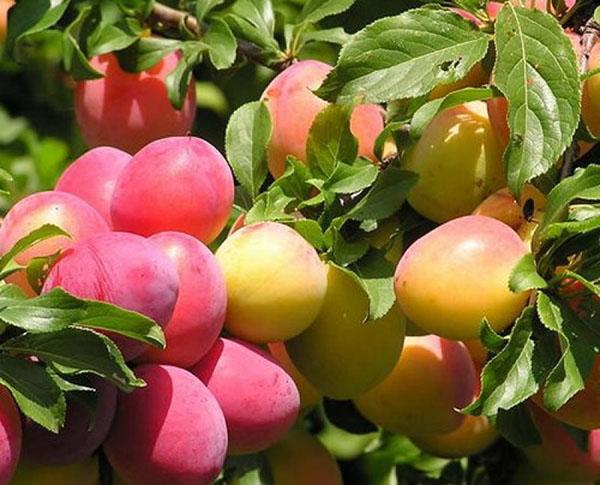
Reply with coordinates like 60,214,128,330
149,2,291,71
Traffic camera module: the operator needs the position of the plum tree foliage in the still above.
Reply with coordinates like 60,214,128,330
0,0,600,483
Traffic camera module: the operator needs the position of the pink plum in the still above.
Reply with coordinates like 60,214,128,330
191,338,300,455
74,52,196,154
0,191,110,296
21,378,116,466
110,136,234,244
104,365,227,485
0,385,21,484
136,232,226,368
41,232,179,360
55,147,131,225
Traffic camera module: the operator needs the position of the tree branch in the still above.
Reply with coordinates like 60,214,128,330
149,2,291,72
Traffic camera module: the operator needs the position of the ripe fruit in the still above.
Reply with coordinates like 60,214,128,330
286,265,405,400
522,404,600,481
412,414,497,458
21,379,115,466
262,60,384,178
0,385,21,484
473,188,524,230
0,191,110,296
42,232,179,360
0,1,13,41
582,43,600,139
104,365,227,485
354,336,477,435
265,429,343,485
11,457,100,485
428,63,488,100
111,136,234,244
533,356,600,430
403,102,505,223
55,147,131,225
74,52,196,154
394,215,529,340
136,232,226,368
268,342,321,410
215,222,327,343
486,0,576,20
192,338,300,455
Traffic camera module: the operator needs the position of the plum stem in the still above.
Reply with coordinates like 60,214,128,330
150,3,292,71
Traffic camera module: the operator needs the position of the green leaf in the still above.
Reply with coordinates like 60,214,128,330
323,161,379,195
347,168,418,221
536,165,600,245
493,6,581,195
223,0,279,52
464,308,542,416
0,355,65,433
350,249,396,320
0,288,165,348
293,219,326,251
298,0,356,24
6,0,71,62
509,253,548,292
316,8,490,103
307,103,358,179
480,318,509,354
196,0,225,21
86,19,141,57
204,18,237,70
0,224,70,280
2,328,145,391
299,27,350,46
62,6,104,81
410,87,495,139
116,37,180,72
166,42,205,110
273,157,313,202
225,101,271,200
331,232,369,266
245,187,295,224
495,403,541,447
537,293,597,411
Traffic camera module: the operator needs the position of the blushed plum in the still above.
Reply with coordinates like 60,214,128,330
286,265,405,400
268,342,321,410
215,222,327,343
104,365,227,485
191,338,300,455
394,215,529,340
0,191,109,296
262,60,384,178
265,429,342,485
42,232,179,360
110,136,234,244
11,456,100,485
21,378,116,466
403,102,505,223
354,336,477,436
136,232,226,368
74,52,195,154
0,385,21,484
55,147,131,225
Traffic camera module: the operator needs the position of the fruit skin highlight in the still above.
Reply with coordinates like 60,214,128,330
394,215,529,340
354,335,477,436
110,136,234,244
403,101,505,223
104,364,228,485
262,60,384,178
265,429,343,485
286,265,405,400
21,378,116,466
0,191,110,296
215,221,327,343
55,146,131,226
192,338,300,455
0,385,21,485
42,231,179,360
74,52,196,154
136,232,226,368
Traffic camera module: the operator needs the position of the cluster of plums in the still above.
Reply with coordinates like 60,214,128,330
2,0,600,482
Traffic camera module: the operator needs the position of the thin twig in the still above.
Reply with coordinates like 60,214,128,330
149,2,292,71
561,17,600,180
